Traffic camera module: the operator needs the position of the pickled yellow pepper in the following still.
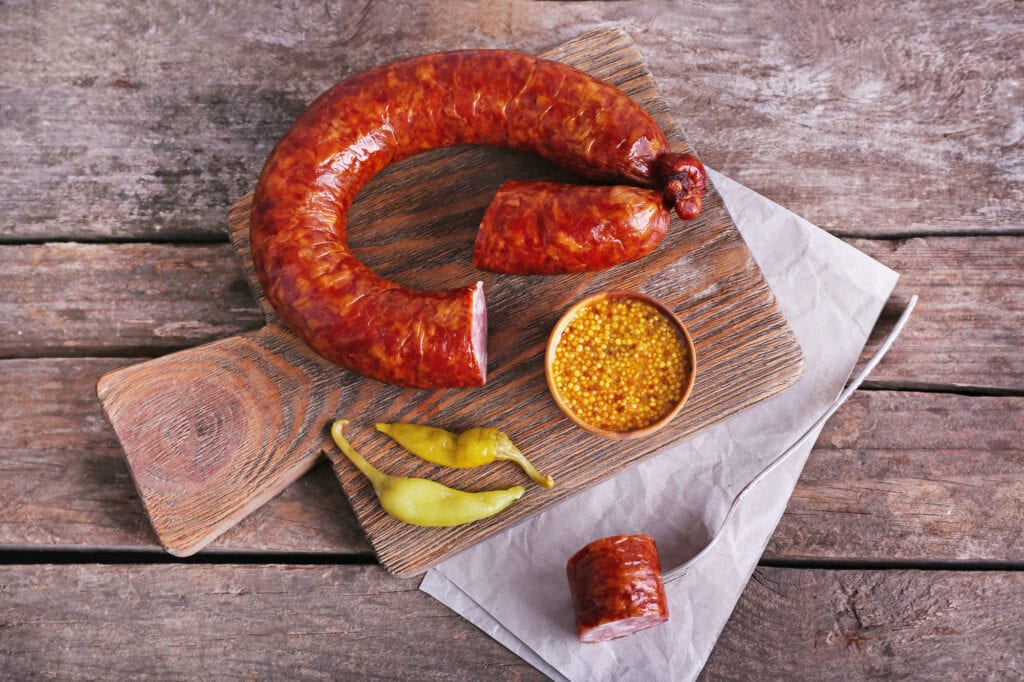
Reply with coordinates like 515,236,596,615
376,422,555,488
328,420,525,527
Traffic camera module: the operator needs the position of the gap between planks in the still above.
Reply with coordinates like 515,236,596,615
0,549,376,566
858,381,1024,399
2,550,1022,573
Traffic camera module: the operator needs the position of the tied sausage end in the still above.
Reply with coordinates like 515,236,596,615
656,152,708,221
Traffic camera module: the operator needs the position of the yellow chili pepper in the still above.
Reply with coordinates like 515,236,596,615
328,420,525,527
375,422,555,489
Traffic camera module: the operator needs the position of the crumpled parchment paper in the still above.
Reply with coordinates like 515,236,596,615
421,169,899,681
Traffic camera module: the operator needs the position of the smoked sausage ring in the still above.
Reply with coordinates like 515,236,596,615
250,50,706,388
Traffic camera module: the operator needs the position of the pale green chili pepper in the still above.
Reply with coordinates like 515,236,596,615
328,420,525,527
375,422,555,488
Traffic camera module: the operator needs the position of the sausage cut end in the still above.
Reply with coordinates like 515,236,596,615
566,534,669,643
470,281,487,385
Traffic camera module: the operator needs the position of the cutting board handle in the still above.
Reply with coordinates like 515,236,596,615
96,323,346,556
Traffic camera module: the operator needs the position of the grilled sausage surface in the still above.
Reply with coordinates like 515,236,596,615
250,49,705,388
566,534,669,642
473,181,671,275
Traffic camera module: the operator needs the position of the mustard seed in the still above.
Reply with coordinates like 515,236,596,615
552,297,691,432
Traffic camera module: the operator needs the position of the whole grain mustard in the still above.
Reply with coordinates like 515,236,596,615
551,297,691,433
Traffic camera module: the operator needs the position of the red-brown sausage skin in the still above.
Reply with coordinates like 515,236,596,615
251,50,696,388
473,182,670,275
567,534,669,643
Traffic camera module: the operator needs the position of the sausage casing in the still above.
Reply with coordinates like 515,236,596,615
473,181,670,275
566,534,669,642
250,50,693,388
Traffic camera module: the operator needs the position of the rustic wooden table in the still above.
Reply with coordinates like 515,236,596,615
2,2,1021,679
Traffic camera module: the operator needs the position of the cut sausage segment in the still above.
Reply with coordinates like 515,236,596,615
250,50,705,388
473,181,670,275
566,534,669,642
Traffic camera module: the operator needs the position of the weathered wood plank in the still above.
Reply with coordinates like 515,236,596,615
2,358,1021,564
0,243,262,356
1,1,1019,240
96,324,359,557
649,1,1024,237
855,236,1024,391
1,563,1020,679
766,390,1024,563
702,567,1024,679
0,358,370,554
0,563,544,680
4,235,1021,389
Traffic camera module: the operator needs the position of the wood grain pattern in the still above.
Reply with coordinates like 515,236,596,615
0,242,263,356
0,563,545,680
1,356,371,554
701,567,1024,679
4,359,1022,564
854,236,1024,391
4,236,1023,390
205,28,802,575
1,2,1019,241
96,326,351,556
1,562,1020,680
767,390,1024,562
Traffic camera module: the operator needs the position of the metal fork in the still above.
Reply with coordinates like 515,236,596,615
662,295,919,583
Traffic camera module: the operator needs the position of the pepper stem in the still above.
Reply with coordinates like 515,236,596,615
328,419,390,493
493,437,555,489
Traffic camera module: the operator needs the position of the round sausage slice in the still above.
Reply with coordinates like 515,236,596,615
566,534,669,642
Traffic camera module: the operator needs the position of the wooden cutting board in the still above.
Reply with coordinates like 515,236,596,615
97,28,804,576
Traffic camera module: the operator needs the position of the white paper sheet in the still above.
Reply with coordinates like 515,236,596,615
421,169,900,680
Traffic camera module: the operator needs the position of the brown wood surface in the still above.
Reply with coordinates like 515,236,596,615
1,2,1019,241
96,326,350,556
0,243,263,356
0,356,371,554
4,236,1021,389
767,390,1024,563
1,563,1020,680
4,357,1021,564
701,567,1024,679
95,29,804,574
2,0,1022,678
0,563,544,680
854,237,1024,392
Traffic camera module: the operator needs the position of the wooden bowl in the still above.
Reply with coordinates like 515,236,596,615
545,290,697,440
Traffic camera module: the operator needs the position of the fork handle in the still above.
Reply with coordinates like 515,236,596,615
663,295,918,583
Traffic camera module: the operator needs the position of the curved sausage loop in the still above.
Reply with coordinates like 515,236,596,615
250,50,707,389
